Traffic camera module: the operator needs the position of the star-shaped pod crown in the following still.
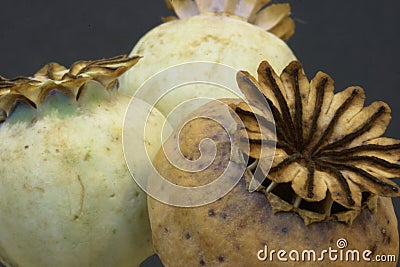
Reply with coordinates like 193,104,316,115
235,60,400,224
165,0,294,40
0,55,140,123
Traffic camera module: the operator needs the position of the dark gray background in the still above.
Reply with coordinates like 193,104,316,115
0,1,399,266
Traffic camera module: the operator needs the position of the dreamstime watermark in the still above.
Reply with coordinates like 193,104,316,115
257,238,396,263
122,62,276,207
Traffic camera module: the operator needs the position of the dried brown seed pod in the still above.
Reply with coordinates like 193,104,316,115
148,60,399,266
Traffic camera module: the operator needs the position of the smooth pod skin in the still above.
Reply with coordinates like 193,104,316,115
122,15,296,119
0,82,169,267
148,100,399,267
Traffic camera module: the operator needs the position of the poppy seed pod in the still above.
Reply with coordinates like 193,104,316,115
121,0,297,118
0,56,170,267
148,60,399,267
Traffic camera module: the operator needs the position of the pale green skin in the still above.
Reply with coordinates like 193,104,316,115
0,82,168,267
0,14,296,267
122,15,297,119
